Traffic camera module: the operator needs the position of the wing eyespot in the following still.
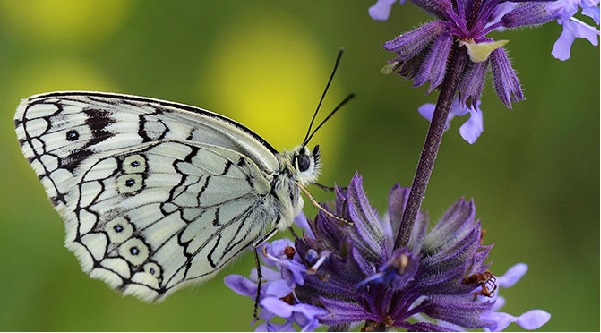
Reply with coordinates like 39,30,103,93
117,174,143,193
66,130,79,141
105,217,134,243
118,238,150,266
122,155,147,174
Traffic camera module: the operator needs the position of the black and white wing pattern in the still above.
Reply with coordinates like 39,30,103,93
14,91,322,301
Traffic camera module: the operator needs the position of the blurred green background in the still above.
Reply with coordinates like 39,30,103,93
0,1,598,331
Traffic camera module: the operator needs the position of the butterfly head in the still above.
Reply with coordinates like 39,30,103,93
291,145,321,185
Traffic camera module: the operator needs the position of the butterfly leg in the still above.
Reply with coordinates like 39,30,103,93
314,182,347,192
251,227,279,319
297,182,354,227
252,246,262,320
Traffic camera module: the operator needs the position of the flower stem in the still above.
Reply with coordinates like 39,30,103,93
395,43,467,249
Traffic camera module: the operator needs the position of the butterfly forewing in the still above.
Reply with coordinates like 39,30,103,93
14,91,295,301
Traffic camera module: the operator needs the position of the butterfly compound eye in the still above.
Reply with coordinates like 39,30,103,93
296,150,311,172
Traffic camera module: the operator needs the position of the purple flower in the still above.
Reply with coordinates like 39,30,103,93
371,0,569,109
547,0,600,60
224,239,327,331
226,174,550,331
418,98,483,143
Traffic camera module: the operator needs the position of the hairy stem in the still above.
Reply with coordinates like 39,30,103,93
395,43,467,249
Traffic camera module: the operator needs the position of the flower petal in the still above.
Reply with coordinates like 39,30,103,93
295,214,315,240
319,297,381,325
490,48,524,108
481,311,515,331
261,298,295,318
496,263,527,287
346,174,386,262
552,18,600,61
415,32,452,91
264,279,293,298
369,0,398,21
422,296,493,328
500,3,555,28
516,310,551,329
224,275,257,296
458,104,483,144
383,21,447,62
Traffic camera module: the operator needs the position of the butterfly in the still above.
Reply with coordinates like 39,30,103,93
13,51,353,303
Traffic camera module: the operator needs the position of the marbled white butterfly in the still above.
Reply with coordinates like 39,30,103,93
13,52,353,302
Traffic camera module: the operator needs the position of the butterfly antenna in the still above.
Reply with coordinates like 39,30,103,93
302,48,345,146
303,93,355,145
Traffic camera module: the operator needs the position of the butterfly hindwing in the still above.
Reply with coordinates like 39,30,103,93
14,91,283,301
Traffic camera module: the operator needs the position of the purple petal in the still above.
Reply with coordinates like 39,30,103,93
383,21,447,62
264,279,293,298
279,260,307,286
552,18,600,61
448,98,470,117
552,22,577,60
458,103,483,144
299,317,321,332
250,266,281,282
457,60,488,107
425,199,477,248
404,321,457,331
261,298,295,318
490,48,524,108
224,275,257,296
266,239,295,259
386,184,411,251
295,214,315,239
293,303,329,320
481,309,551,331
496,263,527,287
260,239,307,285
346,174,386,261
486,3,520,29
410,0,452,18
418,103,435,121
516,310,551,329
319,297,380,324
491,295,506,311
414,32,452,92
422,296,493,328
500,3,555,28
407,209,429,253
262,297,329,319
583,5,600,24
481,311,515,331
369,0,398,21
255,320,295,332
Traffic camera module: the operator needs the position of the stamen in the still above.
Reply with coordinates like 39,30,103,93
306,250,330,274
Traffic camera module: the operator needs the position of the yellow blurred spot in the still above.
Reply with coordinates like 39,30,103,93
460,39,509,63
199,12,344,157
0,0,133,46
